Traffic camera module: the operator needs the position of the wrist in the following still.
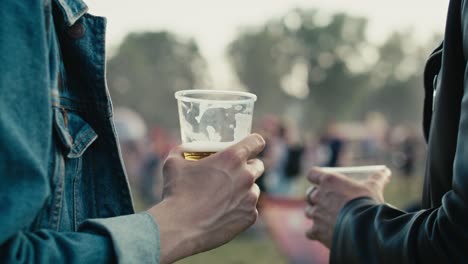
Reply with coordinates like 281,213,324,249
148,199,198,264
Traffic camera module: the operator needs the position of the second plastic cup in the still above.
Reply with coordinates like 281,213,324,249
320,165,387,181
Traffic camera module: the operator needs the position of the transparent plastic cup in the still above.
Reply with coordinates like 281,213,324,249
175,90,257,160
320,165,387,181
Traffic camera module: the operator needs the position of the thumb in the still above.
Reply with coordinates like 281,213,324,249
166,145,185,160
214,134,266,162
364,167,392,201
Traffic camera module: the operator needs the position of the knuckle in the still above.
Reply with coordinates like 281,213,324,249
240,169,256,188
247,191,259,205
309,190,320,204
307,206,318,218
311,207,320,218
247,209,258,225
245,170,257,184
221,149,243,165
322,174,335,185
252,134,266,149
306,226,319,240
254,159,265,174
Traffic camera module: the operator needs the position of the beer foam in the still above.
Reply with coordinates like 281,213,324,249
180,141,236,152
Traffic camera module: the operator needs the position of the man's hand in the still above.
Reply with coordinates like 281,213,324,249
304,167,391,248
148,134,265,264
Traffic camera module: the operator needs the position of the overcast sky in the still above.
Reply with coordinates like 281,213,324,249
85,0,449,88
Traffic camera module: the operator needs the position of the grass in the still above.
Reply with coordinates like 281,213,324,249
176,231,287,264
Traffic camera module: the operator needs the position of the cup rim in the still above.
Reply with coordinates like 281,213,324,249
175,89,257,104
320,165,386,173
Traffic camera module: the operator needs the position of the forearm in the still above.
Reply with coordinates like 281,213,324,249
149,199,198,264
331,197,464,263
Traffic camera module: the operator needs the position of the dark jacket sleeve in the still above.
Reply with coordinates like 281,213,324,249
0,1,160,263
331,81,468,263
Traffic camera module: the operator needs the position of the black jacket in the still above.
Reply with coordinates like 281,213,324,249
331,0,468,263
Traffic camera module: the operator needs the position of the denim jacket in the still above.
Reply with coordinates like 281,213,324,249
0,0,160,263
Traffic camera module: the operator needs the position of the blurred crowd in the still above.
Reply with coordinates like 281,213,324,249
114,108,426,209
254,113,425,199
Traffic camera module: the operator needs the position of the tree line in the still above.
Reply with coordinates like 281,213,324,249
107,9,440,130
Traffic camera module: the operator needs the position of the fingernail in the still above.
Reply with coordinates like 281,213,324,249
255,134,265,145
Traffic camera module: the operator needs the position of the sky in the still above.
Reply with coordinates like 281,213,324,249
85,0,449,88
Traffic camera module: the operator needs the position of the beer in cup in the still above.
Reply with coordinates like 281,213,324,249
175,90,257,160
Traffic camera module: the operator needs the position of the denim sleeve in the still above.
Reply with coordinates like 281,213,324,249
0,1,160,263
1,214,161,263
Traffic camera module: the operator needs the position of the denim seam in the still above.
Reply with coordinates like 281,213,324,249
54,108,73,149
72,156,82,231
50,146,65,231
69,128,97,158
90,151,99,218
55,0,88,26
107,117,135,212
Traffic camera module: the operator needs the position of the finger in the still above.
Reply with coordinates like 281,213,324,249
243,184,261,208
166,145,185,160
246,159,265,181
251,183,261,198
304,205,317,219
307,167,328,185
305,225,319,240
367,167,392,187
305,185,318,204
227,134,266,161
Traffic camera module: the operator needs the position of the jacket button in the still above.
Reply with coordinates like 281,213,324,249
67,23,86,39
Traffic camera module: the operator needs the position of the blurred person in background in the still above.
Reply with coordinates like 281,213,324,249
113,107,148,196
388,125,421,177
305,1,468,262
138,127,177,206
260,117,304,197
283,121,305,192
360,112,390,164
0,1,266,263
319,121,346,167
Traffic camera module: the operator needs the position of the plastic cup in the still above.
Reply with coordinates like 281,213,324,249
175,89,257,160
320,165,387,181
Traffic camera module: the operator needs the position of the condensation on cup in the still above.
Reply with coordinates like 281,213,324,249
175,90,257,160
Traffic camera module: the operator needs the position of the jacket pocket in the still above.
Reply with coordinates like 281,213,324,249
47,107,99,231
53,108,98,159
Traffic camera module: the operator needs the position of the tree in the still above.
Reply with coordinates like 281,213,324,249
228,21,305,119
296,11,371,125
228,9,440,127
107,32,209,129
228,10,373,127
365,32,440,123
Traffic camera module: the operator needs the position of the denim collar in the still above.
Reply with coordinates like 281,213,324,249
54,0,88,26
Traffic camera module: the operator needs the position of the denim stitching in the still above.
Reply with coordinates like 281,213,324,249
50,146,65,231
72,156,82,231
69,128,97,157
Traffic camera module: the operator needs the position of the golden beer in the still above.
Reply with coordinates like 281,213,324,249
181,142,233,161
183,152,216,161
